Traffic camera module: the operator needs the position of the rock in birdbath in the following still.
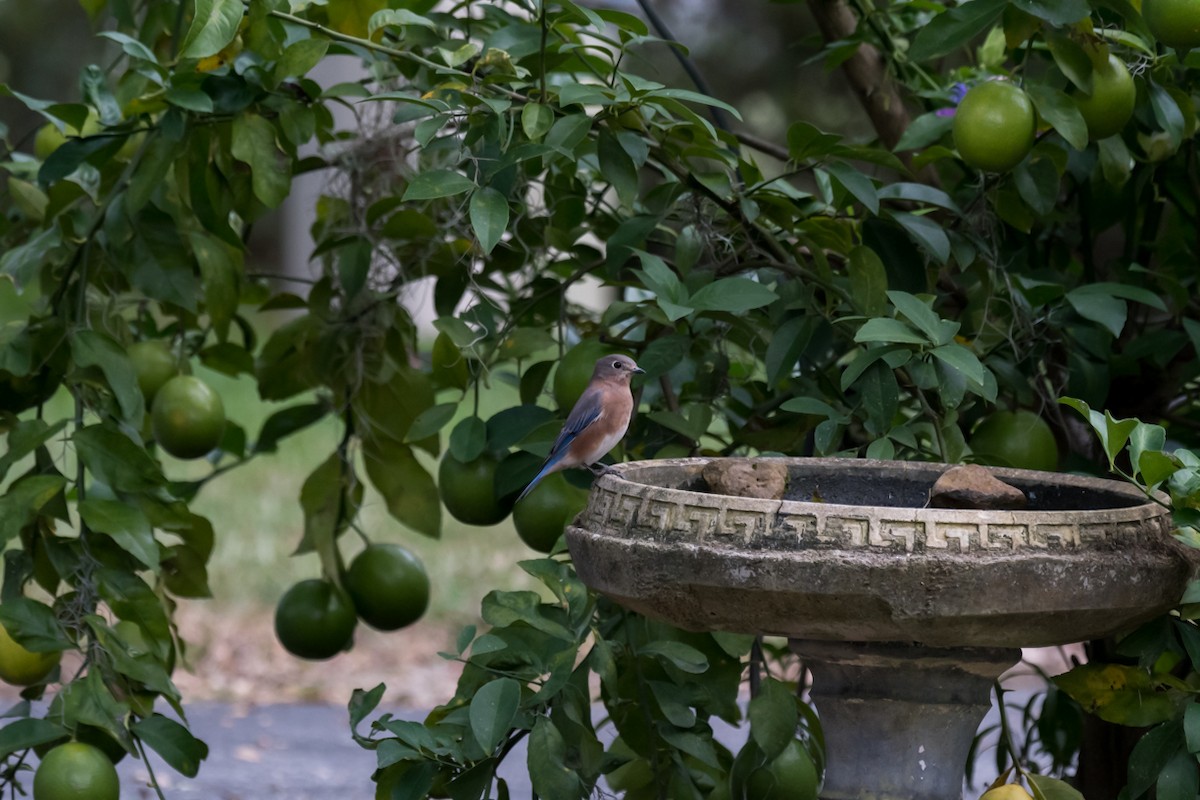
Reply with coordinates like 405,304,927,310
930,464,1027,510
701,459,788,500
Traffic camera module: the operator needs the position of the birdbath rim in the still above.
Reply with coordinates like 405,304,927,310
566,456,1193,648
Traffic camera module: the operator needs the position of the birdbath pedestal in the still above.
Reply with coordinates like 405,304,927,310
566,458,1194,800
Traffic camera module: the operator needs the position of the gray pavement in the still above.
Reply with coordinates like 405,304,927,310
118,704,535,799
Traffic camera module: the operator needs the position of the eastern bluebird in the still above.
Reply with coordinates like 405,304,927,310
517,354,644,502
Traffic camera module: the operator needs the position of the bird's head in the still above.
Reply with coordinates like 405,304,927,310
592,354,645,384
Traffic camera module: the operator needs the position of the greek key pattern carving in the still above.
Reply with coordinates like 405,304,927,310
578,484,1160,554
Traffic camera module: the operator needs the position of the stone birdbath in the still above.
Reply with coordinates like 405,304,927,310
565,457,1196,800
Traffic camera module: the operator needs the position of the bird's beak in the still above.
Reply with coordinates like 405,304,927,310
632,366,646,374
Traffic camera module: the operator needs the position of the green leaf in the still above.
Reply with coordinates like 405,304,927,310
469,678,520,754
876,182,961,213
1128,722,1184,799
79,499,159,569
640,641,708,674
825,162,878,214
766,316,817,386
0,475,67,547
528,717,581,799
230,113,291,208
354,364,437,455
1149,81,1186,148
1066,286,1127,337
1027,774,1086,800
749,679,798,760
846,246,889,317
930,344,986,388
1139,450,1180,487
854,318,927,345
403,170,475,201
893,112,954,152
1026,84,1088,151
367,8,436,36
97,31,160,65
469,187,509,255
648,680,696,728
1010,0,1089,24
888,291,951,344
891,212,950,264
181,0,244,58
632,250,691,321
449,416,487,463
405,403,458,444
648,88,743,121
786,121,842,161
254,403,327,454
1,226,60,287
689,277,777,315
1157,745,1199,800
481,591,573,640
521,103,554,141
132,714,209,777
275,38,330,81
908,0,1007,62
1044,29,1093,94
0,718,70,761
0,597,70,651
0,419,67,485
68,330,141,424
296,451,362,556
362,437,442,538
189,232,240,342
1054,663,1184,727
1184,702,1200,754
597,128,638,208
349,683,386,744
74,424,164,493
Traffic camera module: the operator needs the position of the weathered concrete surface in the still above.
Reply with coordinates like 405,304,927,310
796,641,1018,800
566,457,1197,648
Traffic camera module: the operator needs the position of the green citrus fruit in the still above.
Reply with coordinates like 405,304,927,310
513,473,589,553
346,544,430,631
553,340,616,411
151,375,226,459
33,111,102,160
745,739,819,800
1074,53,1136,140
953,81,1036,172
1143,0,1200,49
33,742,120,800
127,341,179,405
274,579,357,660
0,619,60,687
981,785,1034,800
969,409,1058,472
438,452,512,526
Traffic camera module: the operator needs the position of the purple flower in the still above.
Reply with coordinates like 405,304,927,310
936,83,968,117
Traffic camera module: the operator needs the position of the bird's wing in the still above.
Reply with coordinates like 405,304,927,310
516,386,606,502
548,385,604,457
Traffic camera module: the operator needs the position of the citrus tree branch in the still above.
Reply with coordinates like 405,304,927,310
805,0,913,154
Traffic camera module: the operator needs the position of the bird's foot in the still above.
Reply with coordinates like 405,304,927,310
588,463,619,477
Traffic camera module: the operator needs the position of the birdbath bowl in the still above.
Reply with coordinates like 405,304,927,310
565,457,1195,800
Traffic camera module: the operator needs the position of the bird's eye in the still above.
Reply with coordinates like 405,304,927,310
612,360,623,369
